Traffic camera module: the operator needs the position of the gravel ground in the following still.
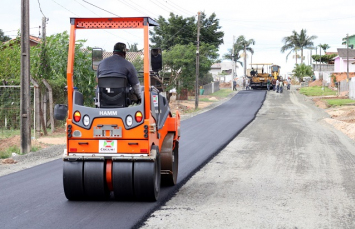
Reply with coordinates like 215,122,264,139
141,87,355,228
0,144,65,177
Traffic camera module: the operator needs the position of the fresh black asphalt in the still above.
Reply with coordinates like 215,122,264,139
0,90,266,229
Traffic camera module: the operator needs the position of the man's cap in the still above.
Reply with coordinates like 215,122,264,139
113,42,127,53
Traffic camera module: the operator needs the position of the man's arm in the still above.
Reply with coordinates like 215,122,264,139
127,64,142,100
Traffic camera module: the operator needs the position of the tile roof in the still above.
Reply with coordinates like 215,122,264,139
210,63,221,69
103,51,143,62
4,35,41,44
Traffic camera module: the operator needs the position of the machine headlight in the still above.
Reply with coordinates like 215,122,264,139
83,115,90,126
126,115,133,127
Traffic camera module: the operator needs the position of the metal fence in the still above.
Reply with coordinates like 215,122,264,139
0,86,34,130
202,81,220,95
350,78,355,99
339,79,349,94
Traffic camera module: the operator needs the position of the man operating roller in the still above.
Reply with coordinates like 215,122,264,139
96,42,142,103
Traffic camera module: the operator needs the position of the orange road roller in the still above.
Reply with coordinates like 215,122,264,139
54,17,180,201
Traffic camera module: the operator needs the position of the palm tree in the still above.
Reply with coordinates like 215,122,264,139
298,29,317,64
281,30,301,64
281,29,317,64
223,48,243,75
292,63,313,81
319,43,330,53
235,35,255,76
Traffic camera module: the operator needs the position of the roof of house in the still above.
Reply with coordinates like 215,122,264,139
325,52,338,55
103,51,143,62
210,63,221,69
4,35,41,45
337,48,355,58
29,35,41,44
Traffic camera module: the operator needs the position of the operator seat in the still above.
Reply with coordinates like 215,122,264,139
96,74,129,108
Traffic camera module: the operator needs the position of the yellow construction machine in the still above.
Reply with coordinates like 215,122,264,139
248,63,281,89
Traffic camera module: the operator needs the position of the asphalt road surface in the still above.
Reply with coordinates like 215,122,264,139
142,87,355,228
0,90,265,229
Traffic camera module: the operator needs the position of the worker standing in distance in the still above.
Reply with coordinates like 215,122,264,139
233,79,237,91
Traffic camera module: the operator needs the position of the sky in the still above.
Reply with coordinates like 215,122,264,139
1,0,355,77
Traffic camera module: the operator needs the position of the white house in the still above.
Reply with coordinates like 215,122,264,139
209,61,234,82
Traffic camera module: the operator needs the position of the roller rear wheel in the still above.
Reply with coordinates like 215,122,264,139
83,161,109,200
134,145,161,201
161,140,179,186
63,160,85,200
112,161,134,200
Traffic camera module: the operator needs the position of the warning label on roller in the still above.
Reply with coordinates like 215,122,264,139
99,140,117,153
152,95,158,107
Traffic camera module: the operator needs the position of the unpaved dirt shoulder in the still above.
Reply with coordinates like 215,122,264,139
311,96,355,141
0,144,65,177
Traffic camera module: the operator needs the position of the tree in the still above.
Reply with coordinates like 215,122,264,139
311,53,337,63
223,48,243,74
199,12,224,48
292,63,313,80
281,29,317,64
0,31,95,106
297,29,317,64
234,35,255,76
127,43,140,52
149,12,224,50
319,43,330,53
0,29,11,42
161,42,218,92
281,30,299,64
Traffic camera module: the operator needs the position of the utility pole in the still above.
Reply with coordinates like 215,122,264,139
347,33,349,81
319,45,322,79
316,47,318,66
195,11,201,110
231,35,235,91
42,16,46,43
21,0,31,154
243,46,247,77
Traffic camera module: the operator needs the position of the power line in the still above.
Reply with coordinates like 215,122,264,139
220,15,355,24
81,0,144,39
82,0,120,17
37,0,46,17
149,0,174,14
165,0,195,16
116,0,158,18
51,0,79,16
73,0,99,15
4,27,40,33
151,0,190,17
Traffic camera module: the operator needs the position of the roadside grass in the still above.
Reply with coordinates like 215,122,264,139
0,127,60,159
0,145,43,159
187,88,233,102
324,99,355,106
199,98,214,102
0,127,65,139
0,129,21,140
211,88,233,97
299,86,337,96
0,146,21,159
